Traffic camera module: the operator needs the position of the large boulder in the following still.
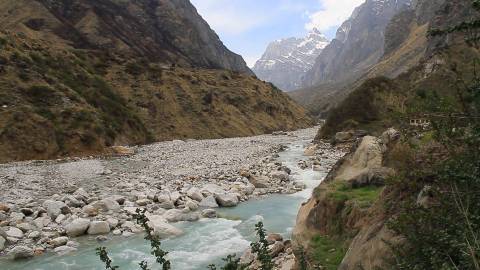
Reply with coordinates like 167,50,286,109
331,136,384,183
87,221,110,235
90,198,120,212
350,167,395,188
380,128,400,145
16,223,35,233
187,188,204,202
215,193,239,207
163,209,199,222
147,216,183,239
6,227,24,239
201,209,217,218
50,236,69,247
65,218,91,237
200,184,224,196
269,241,285,257
156,195,175,209
9,246,34,260
185,200,199,211
136,199,152,206
266,233,283,245
82,205,99,217
65,196,84,208
270,171,289,182
33,216,51,229
106,218,119,229
231,182,255,196
248,175,269,188
42,200,70,219
9,212,25,223
199,195,219,208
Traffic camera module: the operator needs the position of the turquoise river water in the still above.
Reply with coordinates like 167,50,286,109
1,139,328,270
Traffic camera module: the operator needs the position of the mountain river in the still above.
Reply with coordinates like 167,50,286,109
1,138,333,270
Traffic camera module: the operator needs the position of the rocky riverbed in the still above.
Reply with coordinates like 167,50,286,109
0,127,344,267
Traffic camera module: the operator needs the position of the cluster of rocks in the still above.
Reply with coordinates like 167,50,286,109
239,233,295,270
300,142,346,173
0,167,301,260
0,128,324,261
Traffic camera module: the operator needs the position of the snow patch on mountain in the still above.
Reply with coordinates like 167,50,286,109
252,28,329,91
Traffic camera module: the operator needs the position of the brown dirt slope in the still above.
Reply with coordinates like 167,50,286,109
0,33,311,162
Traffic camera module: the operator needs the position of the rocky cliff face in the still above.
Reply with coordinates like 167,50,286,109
253,29,329,91
293,0,480,268
293,131,401,269
289,0,452,117
0,0,312,162
302,0,412,88
0,0,251,74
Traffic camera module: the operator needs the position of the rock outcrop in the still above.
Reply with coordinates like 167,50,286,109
293,130,399,269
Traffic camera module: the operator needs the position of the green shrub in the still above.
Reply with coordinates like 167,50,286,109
319,77,393,138
388,2,480,267
24,85,60,106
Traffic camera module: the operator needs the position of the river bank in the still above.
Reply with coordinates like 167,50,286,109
0,127,345,269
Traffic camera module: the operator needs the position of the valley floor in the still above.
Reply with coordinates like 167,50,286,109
0,128,320,203
0,126,345,268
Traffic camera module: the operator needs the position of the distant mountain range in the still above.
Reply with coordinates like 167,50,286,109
252,28,329,91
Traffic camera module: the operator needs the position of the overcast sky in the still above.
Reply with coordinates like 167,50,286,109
190,0,364,67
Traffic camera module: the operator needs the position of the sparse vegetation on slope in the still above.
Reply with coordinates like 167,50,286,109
296,1,480,269
0,31,312,163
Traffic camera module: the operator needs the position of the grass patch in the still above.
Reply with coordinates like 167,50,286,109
419,131,435,145
328,182,383,208
310,235,347,270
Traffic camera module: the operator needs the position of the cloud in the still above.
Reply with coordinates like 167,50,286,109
306,0,365,31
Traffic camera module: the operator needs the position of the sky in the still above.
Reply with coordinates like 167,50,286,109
190,0,365,67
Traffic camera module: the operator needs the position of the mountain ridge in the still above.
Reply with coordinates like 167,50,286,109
252,28,329,91
0,0,313,162
0,0,252,74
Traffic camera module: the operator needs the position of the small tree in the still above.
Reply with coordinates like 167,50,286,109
96,209,171,270
250,222,274,270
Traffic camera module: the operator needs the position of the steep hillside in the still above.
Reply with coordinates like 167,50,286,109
290,1,424,117
317,0,476,139
0,0,313,163
293,1,480,269
0,0,251,73
302,0,412,88
253,29,329,91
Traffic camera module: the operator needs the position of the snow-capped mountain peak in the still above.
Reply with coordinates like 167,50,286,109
252,29,330,91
